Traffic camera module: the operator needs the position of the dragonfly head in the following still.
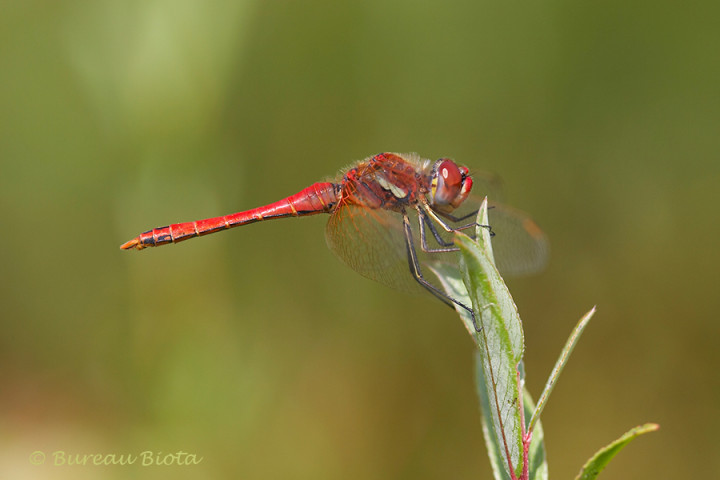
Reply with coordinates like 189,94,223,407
429,158,473,213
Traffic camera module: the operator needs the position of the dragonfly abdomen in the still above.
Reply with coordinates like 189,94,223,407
120,182,339,250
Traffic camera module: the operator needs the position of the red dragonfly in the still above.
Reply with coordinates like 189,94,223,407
121,152,547,330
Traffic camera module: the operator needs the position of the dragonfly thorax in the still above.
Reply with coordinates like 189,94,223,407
340,153,425,212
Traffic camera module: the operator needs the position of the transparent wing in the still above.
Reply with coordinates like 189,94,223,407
325,194,548,299
325,204,426,294
487,203,549,276
451,196,549,276
461,171,548,274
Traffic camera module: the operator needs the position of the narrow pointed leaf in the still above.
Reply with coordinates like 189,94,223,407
528,306,596,434
431,260,513,480
432,200,531,479
456,199,525,478
474,350,513,480
473,356,548,480
575,423,659,480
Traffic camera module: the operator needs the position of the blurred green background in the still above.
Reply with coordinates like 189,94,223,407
2,0,718,478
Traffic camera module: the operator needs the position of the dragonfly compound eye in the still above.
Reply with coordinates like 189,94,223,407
431,159,473,212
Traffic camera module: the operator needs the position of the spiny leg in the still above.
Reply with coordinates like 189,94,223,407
437,209,478,223
436,203,497,224
424,204,494,238
418,208,458,252
417,206,493,254
401,210,481,332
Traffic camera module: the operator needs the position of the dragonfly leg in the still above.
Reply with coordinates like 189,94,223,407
402,210,481,332
437,203,497,223
438,209,478,222
418,209,458,253
425,205,494,237
417,206,493,254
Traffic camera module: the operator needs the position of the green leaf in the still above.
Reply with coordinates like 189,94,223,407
528,306,596,434
473,350,513,480
575,423,660,480
431,199,549,480
456,199,525,479
473,357,548,480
